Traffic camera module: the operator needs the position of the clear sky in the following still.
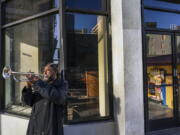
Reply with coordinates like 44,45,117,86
144,0,180,29
66,0,103,33
73,14,97,32
144,9,180,29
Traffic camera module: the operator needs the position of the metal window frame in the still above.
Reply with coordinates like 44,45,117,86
0,0,5,111
141,0,180,133
2,8,59,29
63,0,113,124
65,8,108,16
143,30,177,131
0,0,114,124
144,6,180,14
0,5,61,112
63,14,113,124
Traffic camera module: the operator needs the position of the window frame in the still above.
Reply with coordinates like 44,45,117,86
141,0,180,133
0,0,113,124
63,0,113,124
143,0,180,31
0,0,5,111
0,0,63,115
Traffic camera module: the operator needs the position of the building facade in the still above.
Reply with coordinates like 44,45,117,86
1,0,180,135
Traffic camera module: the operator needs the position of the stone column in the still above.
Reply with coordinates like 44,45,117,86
111,0,144,135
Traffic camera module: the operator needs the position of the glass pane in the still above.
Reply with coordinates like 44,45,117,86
2,0,59,24
146,34,174,120
4,14,60,116
65,0,106,11
66,13,109,121
144,0,180,10
144,9,180,30
176,36,180,120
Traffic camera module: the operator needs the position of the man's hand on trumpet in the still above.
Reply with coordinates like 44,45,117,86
26,71,40,88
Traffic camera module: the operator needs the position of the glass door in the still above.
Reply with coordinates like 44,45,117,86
175,35,180,124
146,33,175,131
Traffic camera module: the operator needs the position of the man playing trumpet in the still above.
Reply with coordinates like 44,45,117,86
22,63,68,135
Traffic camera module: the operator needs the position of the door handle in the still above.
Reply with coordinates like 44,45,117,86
176,88,179,93
174,69,177,77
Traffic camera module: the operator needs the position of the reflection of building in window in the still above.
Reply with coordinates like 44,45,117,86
4,0,57,24
147,34,171,57
66,32,99,121
4,14,60,116
148,68,165,102
170,25,180,30
66,15,109,121
145,22,157,28
53,16,60,64
148,66,174,120
92,16,109,117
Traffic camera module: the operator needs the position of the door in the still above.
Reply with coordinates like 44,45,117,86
145,32,177,131
175,34,180,124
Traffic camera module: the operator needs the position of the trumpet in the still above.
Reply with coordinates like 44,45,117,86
2,66,44,82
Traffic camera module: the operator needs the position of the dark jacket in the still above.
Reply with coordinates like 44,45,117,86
22,79,68,135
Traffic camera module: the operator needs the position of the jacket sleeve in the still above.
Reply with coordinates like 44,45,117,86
32,80,68,105
22,87,33,106
22,87,42,106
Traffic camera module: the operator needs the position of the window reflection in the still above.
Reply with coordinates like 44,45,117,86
4,14,60,115
144,9,180,30
146,34,174,120
144,0,180,10
65,0,106,11
66,13,109,121
176,36,180,118
2,0,59,24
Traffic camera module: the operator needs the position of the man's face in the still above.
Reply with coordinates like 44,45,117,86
43,66,57,82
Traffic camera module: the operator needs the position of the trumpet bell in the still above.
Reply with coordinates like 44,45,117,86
2,66,11,79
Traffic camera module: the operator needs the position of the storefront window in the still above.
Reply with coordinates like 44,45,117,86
2,0,59,24
146,34,174,120
4,14,60,116
65,0,106,11
66,13,110,122
1,0,111,122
